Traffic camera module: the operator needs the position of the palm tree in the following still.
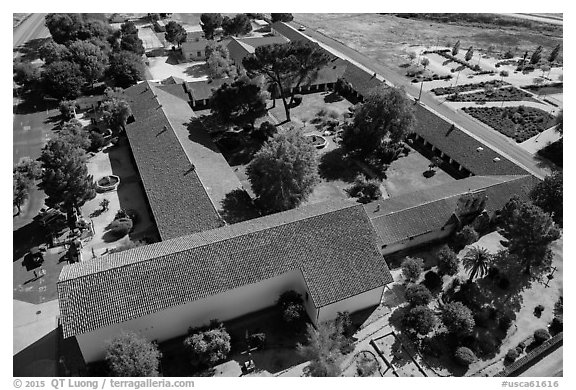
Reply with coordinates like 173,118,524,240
417,57,430,101
463,246,492,282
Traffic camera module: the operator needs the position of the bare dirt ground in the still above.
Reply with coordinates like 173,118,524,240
294,14,562,71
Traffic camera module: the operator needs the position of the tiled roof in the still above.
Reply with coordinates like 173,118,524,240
58,200,392,338
271,21,313,43
340,61,383,98
123,81,224,240
365,175,536,246
184,78,234,102
412,104,531,176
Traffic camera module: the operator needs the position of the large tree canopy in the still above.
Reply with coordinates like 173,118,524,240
342,86,415,156
222,14,252,37
39,138,96,213
45,13,84,44
100,87,132,131
108,51,144,88
120,34,145,55
200,13,223,40
67,40,108,85
271,13,294,23
205,41,236,79
243,41,330,121
210,77,267,127
164,21,187,48
42,60,86,99
530,171,563,226
38,40,71,64
247,131,319,212
105,332,162,377
499,197,560,274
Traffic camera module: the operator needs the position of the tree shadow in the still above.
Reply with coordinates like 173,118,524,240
184,63,209,77
318,147,362,182
166,51,184,65
14,37,51,62
534,139,562,170
13,92,59,115
418,332,468,376
219,189,261,225
13,221,47,262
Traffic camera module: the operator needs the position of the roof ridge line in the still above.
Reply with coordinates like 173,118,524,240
60,201,361,283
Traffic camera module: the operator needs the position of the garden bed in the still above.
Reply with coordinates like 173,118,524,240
423,49,485,73
446,87,535,102
462,106,555,142
431,80,508,96
96,175,120,192
305,134,328,149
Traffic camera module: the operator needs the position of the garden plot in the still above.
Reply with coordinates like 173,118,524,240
373,332,427,377
446,87,536,103
463,106,555,142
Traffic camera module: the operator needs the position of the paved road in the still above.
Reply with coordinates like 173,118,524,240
13,13,50,51
13,13,53,229
291,21,553,179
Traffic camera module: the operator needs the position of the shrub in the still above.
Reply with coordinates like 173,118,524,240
423,271,443,290
454,225,479,247
105,332,162,376
505,348,520,362
454,347,477,366
517,341,527,352
59,100,77,121
549,316,563,335
252,121,276,142
437,245,459,276
90,131,108,152
283,303,305,323
535,305,545,314
248,333,266,349
345,175,382,203
405,284,433,306
402,305,437,335
356,353,378,377
335,311,354,338
108,218,133,237
498,313,513,332
184,324,231,367
442,302,475,336
401,257,424,283
534,329,551,344
277,290,305,324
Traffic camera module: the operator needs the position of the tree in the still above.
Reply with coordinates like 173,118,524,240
452,40,461,56
58,119,91,151
210,77,267,127
100,87,132,131
402,305,437,335
453,225,479,247
437,245,460,276
120,20,138,36
417,57,430,100
442,302,475,336
120,34,145,55
401,257,424,283
540,64,551,78
297,322,342,377
463,246,492,282
13,172,31,215
183,324,231,367
200,13,223,40
108,51,144,88
408,51,417,63
548,44,561,63
39,138,96,214
243,41,330,121
59,100,77,121
271,13,294,23
499,70,509,83
68,40,108,86
247,131,319,212
554,109,563,136
205,42,237,79
105,332,161,376
465,46,474,62
277,290,306,324
42,61,86,99
345,175,382,203
342,86,415,157
530,45,543,65
38,40,71,64
164,21,187,48
405,284,433,306
14,158,43,182
454,347,477,366
45,13,84,44
530,171,562,226
222,14,252,37
13,61,41,91
499,198,561,274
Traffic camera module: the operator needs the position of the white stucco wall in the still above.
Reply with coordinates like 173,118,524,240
380,225,456,256
316,285,384,324
76,268,315,363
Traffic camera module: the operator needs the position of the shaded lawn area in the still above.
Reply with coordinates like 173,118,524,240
159,307,309,377
268,91,353,126
384,147,456,198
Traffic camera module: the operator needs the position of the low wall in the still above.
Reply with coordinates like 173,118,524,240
495,333,563,377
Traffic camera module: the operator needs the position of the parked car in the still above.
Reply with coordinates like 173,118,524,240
298,25,306,31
